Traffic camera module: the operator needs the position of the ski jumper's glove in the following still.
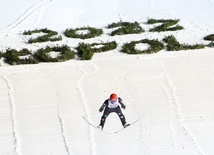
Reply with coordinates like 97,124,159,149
99,104,106,112
121,104,126,109
118,97,126,109
99,107,104,112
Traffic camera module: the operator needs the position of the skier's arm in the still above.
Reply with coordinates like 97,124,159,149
99,100,107,112
118,97,126,109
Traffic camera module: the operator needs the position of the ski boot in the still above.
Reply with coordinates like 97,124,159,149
123,123,130,128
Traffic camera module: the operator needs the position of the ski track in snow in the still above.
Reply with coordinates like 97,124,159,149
1,75,20,155
159,62,205,155
77,62,97,155
114,0,122,21
0,58,2,66
3,0,52,31
50,71,71,155
75,0,92,25
139,119,148,154
38,69,71,155
34,1,45,29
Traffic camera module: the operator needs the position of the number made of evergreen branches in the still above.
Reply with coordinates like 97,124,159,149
76,41,118,60
108,21,144,36
204,34,214,41
91,41,117,53
121,39,164,54
4,48,38,65
163,35,205,51
33,45,75,62
23,28,62,43
64,27,103,39
147,19,184,32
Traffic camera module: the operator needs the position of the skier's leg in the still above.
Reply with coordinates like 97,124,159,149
115,107,127,126
99,107,111,129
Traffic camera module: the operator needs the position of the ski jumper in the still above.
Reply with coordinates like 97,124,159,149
99,97,127,128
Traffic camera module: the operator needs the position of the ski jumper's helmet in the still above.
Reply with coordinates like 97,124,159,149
110,93,118,100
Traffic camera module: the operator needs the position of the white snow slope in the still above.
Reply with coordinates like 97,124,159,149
1,0,214,155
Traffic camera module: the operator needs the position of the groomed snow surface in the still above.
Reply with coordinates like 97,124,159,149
1,0,214,155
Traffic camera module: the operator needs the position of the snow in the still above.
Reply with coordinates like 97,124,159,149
0,0,214,155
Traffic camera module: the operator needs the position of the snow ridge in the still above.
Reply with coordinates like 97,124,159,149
1,75,20,155
55,86,71,155
3,0,52,31
159,63,205,155
42,70,71,155
77,63,96,155
54,79,71,155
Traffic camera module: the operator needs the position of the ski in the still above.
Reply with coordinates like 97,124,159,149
82,116,110,134
114,114,144,134
83,114,144,134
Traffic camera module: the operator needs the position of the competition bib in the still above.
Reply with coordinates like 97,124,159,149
107,99,119,108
